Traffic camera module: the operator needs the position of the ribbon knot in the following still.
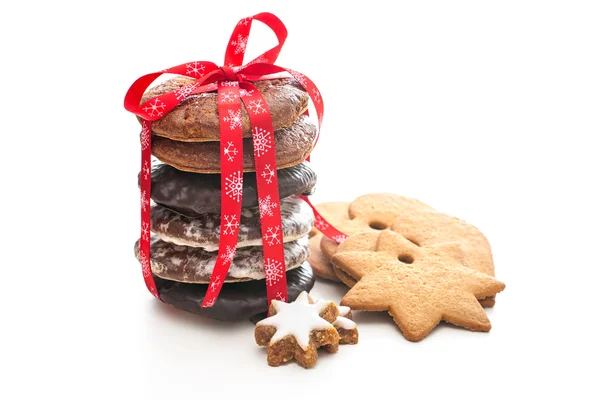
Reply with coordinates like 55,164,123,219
219,65,241,82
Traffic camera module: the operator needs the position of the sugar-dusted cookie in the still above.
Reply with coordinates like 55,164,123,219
150,161,317,216
141,77,309,142
333,231,505,341
152,115,316,173
134,236,309,284
255,292,340,368
151,197,313,251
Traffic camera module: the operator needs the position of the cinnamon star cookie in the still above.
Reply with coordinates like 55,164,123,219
152,115,317,173
141,77,309,142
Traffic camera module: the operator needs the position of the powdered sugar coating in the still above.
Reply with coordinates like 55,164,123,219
134,236,309,284
151,197,313,251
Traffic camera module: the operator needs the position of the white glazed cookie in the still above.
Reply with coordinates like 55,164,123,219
254,291,340,368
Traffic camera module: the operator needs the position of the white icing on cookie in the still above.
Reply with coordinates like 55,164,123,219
334,316,357,330
256,292,334,351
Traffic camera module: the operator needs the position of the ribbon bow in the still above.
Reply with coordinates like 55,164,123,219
124,12,347,308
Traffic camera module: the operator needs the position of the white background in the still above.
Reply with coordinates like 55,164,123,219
2,1,599,399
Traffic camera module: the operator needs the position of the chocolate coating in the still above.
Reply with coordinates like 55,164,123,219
134,236,309,284
151,161,317,216
155,262,316,321
151,197,314,251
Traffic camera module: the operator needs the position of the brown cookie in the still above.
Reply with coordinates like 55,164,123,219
152,115,317,173
310,195,434,282
151,197,313,251
141,77,309,142
255,291,340,368
333,230,505,341
317,194,497,307
134,236,309,284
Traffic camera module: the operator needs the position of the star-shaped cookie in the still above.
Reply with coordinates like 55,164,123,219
333,230,505,341
255,292,340,368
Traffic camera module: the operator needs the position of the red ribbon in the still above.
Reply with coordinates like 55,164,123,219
124,12,347,307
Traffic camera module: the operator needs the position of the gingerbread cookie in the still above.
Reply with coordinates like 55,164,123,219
150,161,317,216
141,77,309,142
134,236,309,284
333,230,505,341
152,115,316,173
255,291,340,368
151,197,313,251
316,195,497,307
308,195,434,281
155,262,315,321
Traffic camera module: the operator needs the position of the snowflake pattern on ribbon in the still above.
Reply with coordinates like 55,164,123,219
231,34,248,55
142,160,151,180
314,215,330,231
253,127,272,157
312,87,321,103
222,214,239,235
237,17,250,26
264,258,283,285
186,62,206,77
247,99,266,114
275,292,285,301
140,190,150,212
223,141,238,162
143,98,166,118
202,298,216,308
141,222,150,242
175,82,200,100
223,109,242,130
139,252,151,278
259,195,278,218
239,88,254,97
209,277,222,293
220,245,236,263
289,70,307,87
221,90,238,103
332,234,348,244
263,226,281,246
225,171,243,202
140,125,150,150
261,164,275,184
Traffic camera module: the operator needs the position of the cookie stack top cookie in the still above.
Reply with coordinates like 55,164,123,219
144,77,316,173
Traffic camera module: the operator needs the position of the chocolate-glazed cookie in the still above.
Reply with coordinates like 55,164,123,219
152,115,317,173
141,77,309,142
150,161,317,216
155,262,316,322
134,236,310,284
151,197,314,251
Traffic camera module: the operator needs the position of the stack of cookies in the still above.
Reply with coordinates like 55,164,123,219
134,77,321,321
